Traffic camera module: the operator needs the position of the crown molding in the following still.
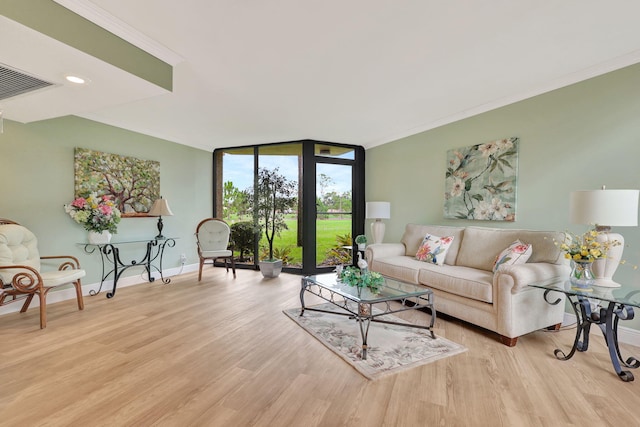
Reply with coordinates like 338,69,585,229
53,0,183,66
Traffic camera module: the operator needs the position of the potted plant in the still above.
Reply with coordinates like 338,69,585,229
339,266,385,296
251,167,296,278
355,234,367,251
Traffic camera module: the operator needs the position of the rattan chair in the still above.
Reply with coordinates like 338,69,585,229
0,220,85,328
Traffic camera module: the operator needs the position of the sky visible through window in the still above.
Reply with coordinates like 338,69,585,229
223,154,352,194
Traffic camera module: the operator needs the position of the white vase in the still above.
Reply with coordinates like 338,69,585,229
88,230,112,244
259,259,283,278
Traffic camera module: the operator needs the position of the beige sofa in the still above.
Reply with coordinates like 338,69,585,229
365,224,570,346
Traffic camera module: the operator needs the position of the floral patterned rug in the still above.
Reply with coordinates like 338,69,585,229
283,303,467,380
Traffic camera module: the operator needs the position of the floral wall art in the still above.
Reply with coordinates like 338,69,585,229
74,148,160,217
444,137,519,221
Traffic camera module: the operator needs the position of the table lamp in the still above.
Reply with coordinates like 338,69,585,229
149,197,174,239
366,201,391,244
570,186,639,287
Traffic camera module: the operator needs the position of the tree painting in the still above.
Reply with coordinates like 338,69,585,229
444,137,519,221
74,148,160,217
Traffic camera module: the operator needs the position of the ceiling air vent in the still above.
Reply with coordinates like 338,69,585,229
0,64,54,101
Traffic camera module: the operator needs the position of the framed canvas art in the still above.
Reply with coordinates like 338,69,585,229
444,137,519,221
74,148,160,217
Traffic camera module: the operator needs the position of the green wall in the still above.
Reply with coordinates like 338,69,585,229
366,62,640,331
0,116,212,287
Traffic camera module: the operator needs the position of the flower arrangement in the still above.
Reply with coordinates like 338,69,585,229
339,266,384,293
64,193,121,233
558,227,620,262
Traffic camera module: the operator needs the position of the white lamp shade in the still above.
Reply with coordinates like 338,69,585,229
570,189,638,226
366,202,391,219
149,198,174,216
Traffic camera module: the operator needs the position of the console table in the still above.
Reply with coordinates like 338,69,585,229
531,280,640,381
82,237,177,298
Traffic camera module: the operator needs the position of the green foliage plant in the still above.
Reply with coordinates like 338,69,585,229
355,235,367,245
259,245,295,264
339,266,384,293
230,221,258,262
324,233,352,265
250,167,297,261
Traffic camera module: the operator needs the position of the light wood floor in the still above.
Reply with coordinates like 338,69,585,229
1,268,639,426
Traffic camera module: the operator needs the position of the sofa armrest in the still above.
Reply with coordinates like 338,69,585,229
365,243,406,264
494,262,570,293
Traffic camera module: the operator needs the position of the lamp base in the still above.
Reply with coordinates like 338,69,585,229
592,278,622,288
155,217,165,240
371,220,386,244
592,231,624,288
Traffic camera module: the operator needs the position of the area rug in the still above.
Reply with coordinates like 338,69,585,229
283,303,467,380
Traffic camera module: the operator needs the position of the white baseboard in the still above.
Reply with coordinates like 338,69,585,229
563,312,640,348
0,263,199,316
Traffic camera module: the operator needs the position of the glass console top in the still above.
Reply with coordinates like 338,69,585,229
79,237,178,245
530,280,640,308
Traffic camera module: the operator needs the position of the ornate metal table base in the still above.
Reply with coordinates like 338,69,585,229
83,238,176,298
543,289,640,382
300,276,436,361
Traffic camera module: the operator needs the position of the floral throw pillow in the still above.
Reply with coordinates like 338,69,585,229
415,234,454,266
493,240,532,272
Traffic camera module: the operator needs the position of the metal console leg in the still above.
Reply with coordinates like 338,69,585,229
299,277,308,316
597,302,638,382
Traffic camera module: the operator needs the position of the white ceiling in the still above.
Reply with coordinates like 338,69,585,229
3,0,640,152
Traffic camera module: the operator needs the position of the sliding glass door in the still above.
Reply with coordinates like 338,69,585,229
315,160,353,268
214,140,364,275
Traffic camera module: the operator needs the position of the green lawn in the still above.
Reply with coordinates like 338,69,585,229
232,215,352,265
278,217,351,265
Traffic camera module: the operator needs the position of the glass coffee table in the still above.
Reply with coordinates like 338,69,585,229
300,273,435,360
530,279,640,381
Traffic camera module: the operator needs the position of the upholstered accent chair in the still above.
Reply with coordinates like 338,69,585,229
195,218,236,281
0,220,85,328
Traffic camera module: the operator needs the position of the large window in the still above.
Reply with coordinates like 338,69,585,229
213,140,364,275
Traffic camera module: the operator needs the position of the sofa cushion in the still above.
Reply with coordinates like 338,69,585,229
493,240,532,272
417,264,494,303
416,234,454,265
401,224,464,265
456,226,564,271
372,255,423,284
0,224,41,284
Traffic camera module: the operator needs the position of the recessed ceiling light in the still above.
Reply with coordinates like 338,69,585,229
65,75,86,84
